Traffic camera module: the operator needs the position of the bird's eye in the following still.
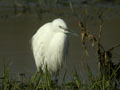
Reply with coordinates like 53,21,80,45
59,26,66,30
59,26,63,29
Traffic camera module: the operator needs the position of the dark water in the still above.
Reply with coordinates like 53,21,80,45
0,1,120,80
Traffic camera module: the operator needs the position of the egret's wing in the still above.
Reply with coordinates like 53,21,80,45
31,22,52,71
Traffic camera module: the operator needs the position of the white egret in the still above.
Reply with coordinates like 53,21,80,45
32,18,76,73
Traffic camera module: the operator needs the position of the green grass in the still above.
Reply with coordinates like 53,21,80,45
0,63,120,90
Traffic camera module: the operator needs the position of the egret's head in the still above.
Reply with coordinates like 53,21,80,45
52,18,68,33
52,18,78,36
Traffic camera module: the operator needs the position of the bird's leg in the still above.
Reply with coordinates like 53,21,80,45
54,68,60,85
62,68,67,82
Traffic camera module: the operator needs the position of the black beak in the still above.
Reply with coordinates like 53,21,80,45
59,26,79,37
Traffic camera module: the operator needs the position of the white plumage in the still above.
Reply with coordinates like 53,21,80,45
32,18,69,73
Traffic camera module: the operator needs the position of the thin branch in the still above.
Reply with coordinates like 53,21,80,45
109,43,120,51
69,0,105,51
